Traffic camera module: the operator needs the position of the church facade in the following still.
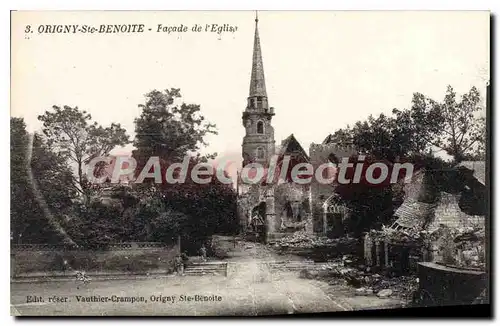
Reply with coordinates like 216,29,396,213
237,16,357,242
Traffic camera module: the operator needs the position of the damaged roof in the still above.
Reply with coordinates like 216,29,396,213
393,199,437,229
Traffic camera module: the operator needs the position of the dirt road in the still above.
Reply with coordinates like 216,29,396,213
11,239,403,316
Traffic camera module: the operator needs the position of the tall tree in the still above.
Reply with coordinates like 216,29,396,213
394,85,486,162
328,85,486,163
38,105,130,203
351,114,396,160
160,159,238,253
132,88,238,251
329,113,408,161
11,118,77,245
132,88,217,169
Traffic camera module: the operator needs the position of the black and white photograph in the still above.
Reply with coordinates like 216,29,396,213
9,10,490,317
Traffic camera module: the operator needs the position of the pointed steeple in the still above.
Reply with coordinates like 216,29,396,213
249,11,267,98
241,12,275,169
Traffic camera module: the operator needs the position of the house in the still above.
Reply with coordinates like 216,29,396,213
365,161,486,272
391,161,486,233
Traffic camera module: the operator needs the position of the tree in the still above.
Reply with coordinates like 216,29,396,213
392,92,444,157
130,188,190,243
394,86,486,163
68,201,127,247
351,114,397,160
328,113,421,162
38,105,130,203
131,89,238,252
437,86,485,162
328,85,486,164
160,160,238,253
11,117,77,245
132,88,217,169
326,127,353,145
332,154,396,235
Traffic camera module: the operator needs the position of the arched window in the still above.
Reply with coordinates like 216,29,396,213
256,147,265,160
257,121,264,134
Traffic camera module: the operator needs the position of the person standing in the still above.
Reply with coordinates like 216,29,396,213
174,254,184,276
181,251,189,270
199,244,207,262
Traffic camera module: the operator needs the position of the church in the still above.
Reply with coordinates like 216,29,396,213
237,15,358,242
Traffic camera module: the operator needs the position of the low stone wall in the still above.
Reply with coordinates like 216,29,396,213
11,242,180,277
417,262,486,306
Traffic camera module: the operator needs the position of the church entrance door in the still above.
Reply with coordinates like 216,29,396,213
323,195,347,238
325,205,344,238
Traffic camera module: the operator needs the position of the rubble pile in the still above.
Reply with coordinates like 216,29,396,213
299,255,419,301
368,226,425,246
280,220,306,230
438,226,485,270
368,224,485,271
274,231,357,249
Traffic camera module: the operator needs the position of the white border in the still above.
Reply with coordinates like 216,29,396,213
2,1,497,325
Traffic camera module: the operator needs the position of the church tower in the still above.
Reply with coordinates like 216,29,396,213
242,13,275,167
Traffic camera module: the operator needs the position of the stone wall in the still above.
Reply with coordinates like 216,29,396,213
309,142,357,234
237,183,266,231
11,242,180,276
417,262,487,306
427,192,485,232
274,182,310,232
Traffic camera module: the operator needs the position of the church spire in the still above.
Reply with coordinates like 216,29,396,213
249,11,267,98
241,11,275,169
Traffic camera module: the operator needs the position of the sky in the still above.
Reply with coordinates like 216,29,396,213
11,11,490,176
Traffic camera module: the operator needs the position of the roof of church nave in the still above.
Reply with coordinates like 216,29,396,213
275,134,310,162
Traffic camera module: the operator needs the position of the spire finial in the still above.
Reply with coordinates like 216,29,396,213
255,11,259,23
249,10,267,98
